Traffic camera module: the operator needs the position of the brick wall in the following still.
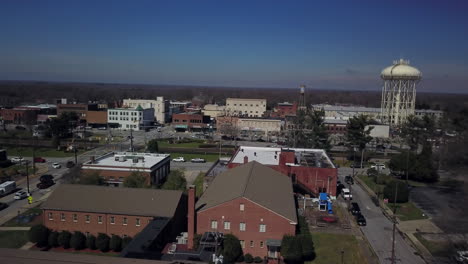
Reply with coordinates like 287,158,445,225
196,197,295,257
43,210,152,238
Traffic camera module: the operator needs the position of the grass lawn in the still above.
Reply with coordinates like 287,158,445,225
193,172,204,197
5,147,79,158
168,152,228,162
387,202,428,221
157,140,205,148
2,206,43,227
358,174,385,195
307,233,368,264
414,233,452,257
0,231,29,248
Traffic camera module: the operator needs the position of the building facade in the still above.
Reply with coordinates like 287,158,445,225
57,103,98,120
86,111,108,127
270,102,297,118
225,98,267,117
107,107,154,131
172,112,211,132
202,104,226,118
0,108,37,124
191,162,297,258
41,185,184,239
123,97,169,124
81,152,170,186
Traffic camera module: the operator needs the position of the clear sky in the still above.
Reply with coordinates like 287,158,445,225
1,0,467,93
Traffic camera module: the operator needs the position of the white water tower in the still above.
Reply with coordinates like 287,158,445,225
380,59,422,126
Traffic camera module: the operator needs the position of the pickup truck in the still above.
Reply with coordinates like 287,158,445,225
341,188,353,200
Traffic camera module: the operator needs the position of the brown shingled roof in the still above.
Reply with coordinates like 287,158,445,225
196,161,297,223
41,184,182,218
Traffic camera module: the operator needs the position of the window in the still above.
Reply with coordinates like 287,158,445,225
98,216,103,224
259,224,266,232
240,203,244,211
60,213,65,221
119,177,124,182
250,240,254,247
73,214,77,222
211,220,218,229
48,213,53,220
260,241,264,248
240,240,245,248
110,216,115,224
123,217,128,225
240,222,246,231
224,221,230,230
85,215,90,223
136,218,141,226
86,232,90,237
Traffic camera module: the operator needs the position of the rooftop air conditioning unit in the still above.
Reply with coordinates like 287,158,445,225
119,156,127,162
132,158,139,163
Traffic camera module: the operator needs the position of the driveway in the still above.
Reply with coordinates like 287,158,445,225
339,167,425,264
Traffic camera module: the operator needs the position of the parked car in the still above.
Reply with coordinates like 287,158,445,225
66,161,75,168
371,164,386,170
341,188,353,200
98,127,107,130
191,158,206,163
34,157,46,163
37,179,55,189
52,163,61,169
350,202,361,215
15,126,26,130
172,157,185,162
10,157,24,163
0,202,8,211
345,175,354,185
14,190,28,200
39,174,54,182
356,213,367,226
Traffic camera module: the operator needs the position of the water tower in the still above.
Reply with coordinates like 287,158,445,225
298,85,307,111
380,59,422,126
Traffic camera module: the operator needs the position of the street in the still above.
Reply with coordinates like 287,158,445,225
338,167,425,264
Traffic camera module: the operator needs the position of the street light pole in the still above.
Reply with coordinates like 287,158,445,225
390,181,399,264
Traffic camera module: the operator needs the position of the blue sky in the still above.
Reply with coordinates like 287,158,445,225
1,0,467,93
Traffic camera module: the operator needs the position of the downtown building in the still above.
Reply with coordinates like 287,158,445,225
225,98,267,117
107,106,154,131
189,162,297,259
123,97,169,124
81,152,171,187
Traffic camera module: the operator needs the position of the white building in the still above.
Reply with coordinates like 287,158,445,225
202,104,226,118
226,98,266,117
123,97,169,124
107,107,154,131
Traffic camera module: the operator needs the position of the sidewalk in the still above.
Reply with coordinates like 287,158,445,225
0,226,31,231
0,191,51,226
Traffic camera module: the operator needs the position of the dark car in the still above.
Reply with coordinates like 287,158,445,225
39,174,54,182
350,202,361,215
345,175,354,185
356,214,367,226
37,180,55,189
0,202,8,211
66,161,75,168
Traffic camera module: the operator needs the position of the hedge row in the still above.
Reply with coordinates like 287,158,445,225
29,224,132,252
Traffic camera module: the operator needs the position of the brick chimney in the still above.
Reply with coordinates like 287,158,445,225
243,156,249,164
187,185,196,250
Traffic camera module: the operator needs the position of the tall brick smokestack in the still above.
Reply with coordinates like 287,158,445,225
187,185,196,250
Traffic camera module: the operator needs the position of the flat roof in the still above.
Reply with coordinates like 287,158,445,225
82,152,169,170
226,98,266,101
231,146,335,168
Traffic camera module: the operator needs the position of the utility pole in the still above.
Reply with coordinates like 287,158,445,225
390,181,399,264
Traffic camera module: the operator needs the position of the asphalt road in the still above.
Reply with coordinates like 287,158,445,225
339,167,425,264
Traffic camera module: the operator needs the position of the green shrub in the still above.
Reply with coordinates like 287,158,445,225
48,231,59,247
96,233,110,252
122,236,132,249
237,254,244,262
70,231,86,250
58,231,72,249
375,174,392,185
384,181,409,203
298,234,315,261
254,256,263,263
281,235,302,264
29,224,49,247
244,253,254,263
86,235,97,250
222,234,243,264
110,235,122,252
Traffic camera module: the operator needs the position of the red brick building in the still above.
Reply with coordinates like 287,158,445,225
190,162,297,258
172,112,211,132
228,146,338,197
41,184,185,239
270,102,297,118
81,152,171,187
0,108,37,124
323,119,348,135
